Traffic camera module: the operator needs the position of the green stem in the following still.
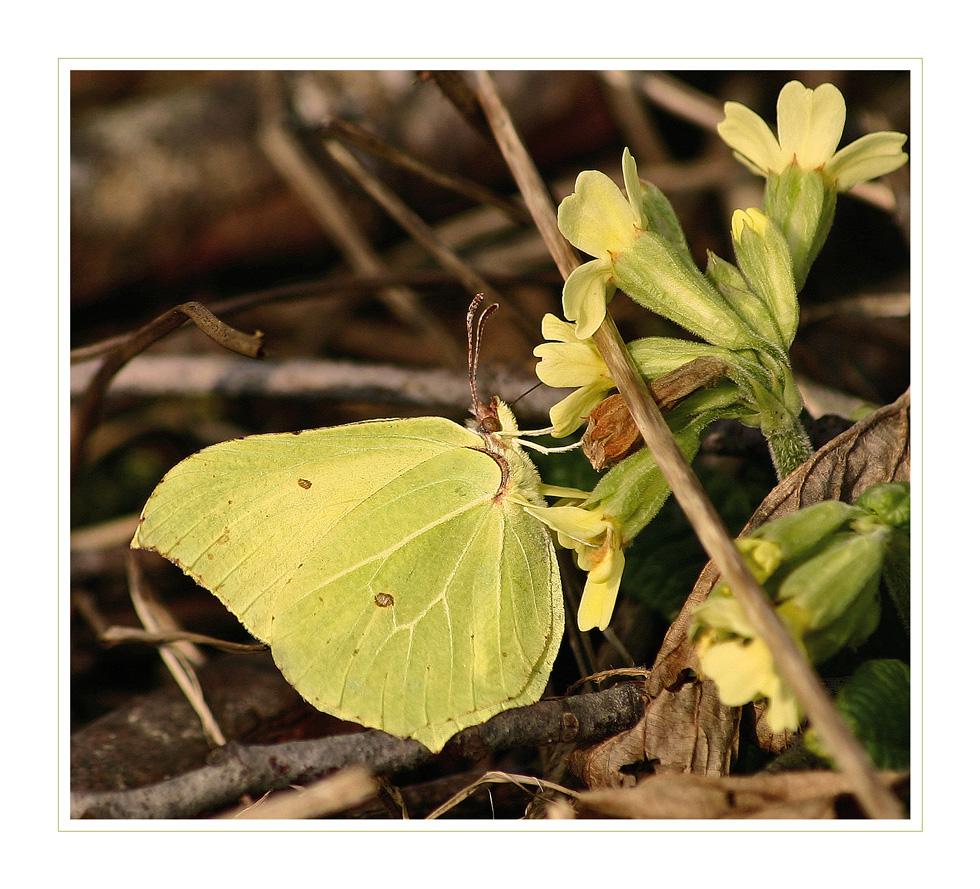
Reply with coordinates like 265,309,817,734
764,410,814,480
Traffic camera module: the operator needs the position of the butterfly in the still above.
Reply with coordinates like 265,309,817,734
131,295,563,752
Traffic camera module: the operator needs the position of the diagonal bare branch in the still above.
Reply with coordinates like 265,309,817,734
471,69,905,820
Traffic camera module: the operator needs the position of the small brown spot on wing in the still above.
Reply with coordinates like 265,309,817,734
298,478,312,489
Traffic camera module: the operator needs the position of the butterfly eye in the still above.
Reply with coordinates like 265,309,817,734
478,414,503,434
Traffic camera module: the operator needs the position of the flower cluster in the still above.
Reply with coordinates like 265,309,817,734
689,483,910,732
558,149,754,349
717,80,908,192
551,147,811,479
718,80,908,286
528,80,908,638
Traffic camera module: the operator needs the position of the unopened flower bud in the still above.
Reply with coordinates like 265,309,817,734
731,208,799,351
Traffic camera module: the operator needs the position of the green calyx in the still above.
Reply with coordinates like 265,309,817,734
763,165,837,289
611,228,754,350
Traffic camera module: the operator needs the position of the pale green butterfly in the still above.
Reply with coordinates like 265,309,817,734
131,296,563,752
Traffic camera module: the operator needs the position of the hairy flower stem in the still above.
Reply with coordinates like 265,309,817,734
765,413,815,480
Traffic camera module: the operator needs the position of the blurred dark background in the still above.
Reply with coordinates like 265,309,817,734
69,70,911,808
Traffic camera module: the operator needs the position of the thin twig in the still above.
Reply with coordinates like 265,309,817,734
218,767,377,820
321,117,532,226
103,628,266,653
423,70,497,142
472,69,905,819
255,71,463,366
69,513,143,551
321,138,506,307
69,268,561,365
800,291,911,326
73,589,267,653
126,551,227,748
425,770,579,820
636,71,726,131
70,354,562,423
565,667,650,695
70,301,264,475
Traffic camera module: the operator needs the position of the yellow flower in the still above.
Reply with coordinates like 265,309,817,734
556,149,645,337
692,594,804,733
558,149,754,349
577,535,626,633
533,313,614,436
524,503,625,632
717,80,908,191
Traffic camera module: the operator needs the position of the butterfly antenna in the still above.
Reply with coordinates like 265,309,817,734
509,379,544,408
466,293,501,432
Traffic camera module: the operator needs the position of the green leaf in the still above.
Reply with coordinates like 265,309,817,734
131,414,563,753
808,659,910,769
882,531,911,635
638,180,697,272
624,461,771,621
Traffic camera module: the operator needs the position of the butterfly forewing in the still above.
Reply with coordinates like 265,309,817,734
132,416,562,752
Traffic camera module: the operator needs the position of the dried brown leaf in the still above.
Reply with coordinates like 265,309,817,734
575,769,909,819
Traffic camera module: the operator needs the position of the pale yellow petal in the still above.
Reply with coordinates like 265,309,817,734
576,547,625,632
557,170,637,257
547,384,607,437
524,503,607,543
562,260,613,338
699,637,771,706
572,544,593,570
717,100,783,174
759,674,803,733
824,131,909,191
539,312,580,344
533,342,608,388
590,539,623,583
776,81,845,170
693,594,757,639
